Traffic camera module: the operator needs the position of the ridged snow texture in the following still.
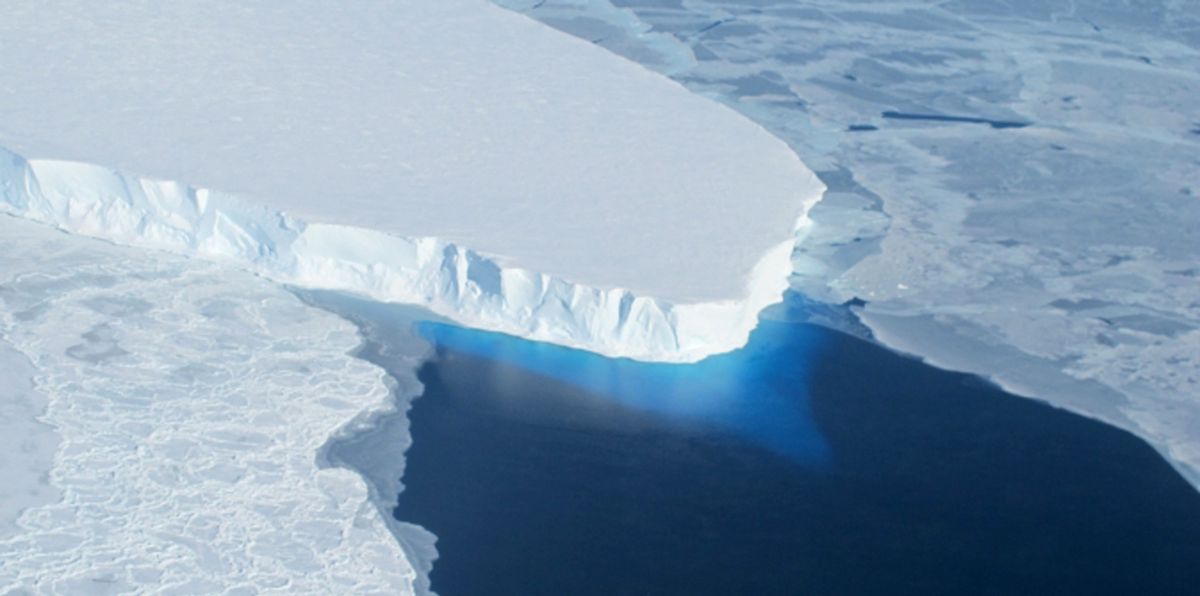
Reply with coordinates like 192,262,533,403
0,146,808,362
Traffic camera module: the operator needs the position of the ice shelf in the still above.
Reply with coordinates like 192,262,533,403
0,0,823,362
498,0,1200,486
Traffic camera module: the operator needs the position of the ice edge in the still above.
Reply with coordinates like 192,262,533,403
0,145,823,363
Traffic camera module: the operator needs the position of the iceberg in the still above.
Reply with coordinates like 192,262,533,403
0,0,823,363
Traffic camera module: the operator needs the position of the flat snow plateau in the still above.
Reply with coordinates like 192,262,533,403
0,0,822,362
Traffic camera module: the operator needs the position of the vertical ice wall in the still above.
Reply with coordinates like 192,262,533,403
0,0,825,364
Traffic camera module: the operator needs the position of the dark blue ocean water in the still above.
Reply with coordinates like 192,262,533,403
378,297,1200,596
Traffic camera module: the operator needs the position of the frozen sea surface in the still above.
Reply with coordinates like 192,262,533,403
0,340,58,537
497,0,1200,485
0,216,429,593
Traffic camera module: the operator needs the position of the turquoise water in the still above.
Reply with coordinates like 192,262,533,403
415,317,829,465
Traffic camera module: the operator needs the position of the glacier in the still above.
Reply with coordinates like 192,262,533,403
0,0,823,363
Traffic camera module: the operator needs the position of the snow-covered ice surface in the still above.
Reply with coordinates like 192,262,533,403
0,215,431,593
294,291,444,593
0,340,59,538
0,0,824,362
496,0,1200,486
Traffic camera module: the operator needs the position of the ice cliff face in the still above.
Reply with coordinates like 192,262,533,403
0,146,815,363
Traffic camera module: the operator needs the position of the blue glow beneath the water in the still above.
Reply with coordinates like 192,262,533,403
415,318,830,465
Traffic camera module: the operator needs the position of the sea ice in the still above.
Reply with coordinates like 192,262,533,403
0,215,431,593
502,0,1200,486
0,341,59,537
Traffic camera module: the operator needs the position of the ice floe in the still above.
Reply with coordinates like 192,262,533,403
501,0,1200,485
0,215,429,593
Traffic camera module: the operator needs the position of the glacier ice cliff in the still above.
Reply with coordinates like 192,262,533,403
0,146,819,363
0,0,825,362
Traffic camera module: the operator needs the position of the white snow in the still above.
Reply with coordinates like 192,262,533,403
0,0,822,362
508,0,1200,486
0,341,59,537
0,214,432,593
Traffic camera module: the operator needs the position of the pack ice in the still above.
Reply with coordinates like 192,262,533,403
0,214,431,593
0,0,822,362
